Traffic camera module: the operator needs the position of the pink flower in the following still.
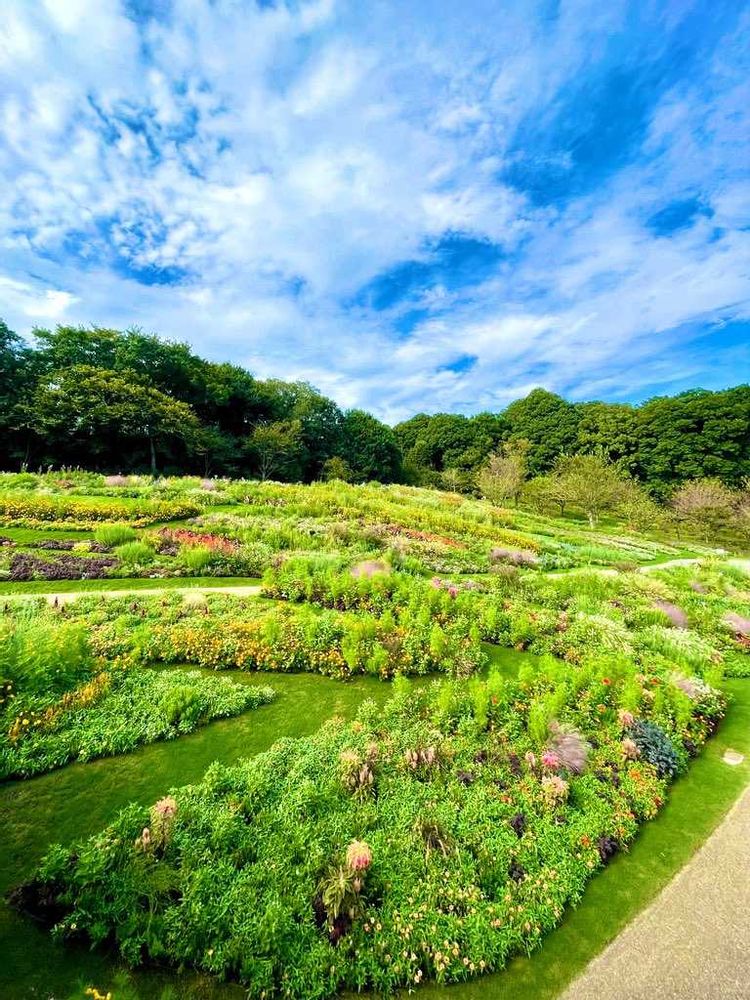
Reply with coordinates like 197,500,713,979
153,795,177,818
346,840,372,872
541,751,561,770
618,710,635,728
621,738,639,760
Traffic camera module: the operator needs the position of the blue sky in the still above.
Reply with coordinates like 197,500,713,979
0,0,748,422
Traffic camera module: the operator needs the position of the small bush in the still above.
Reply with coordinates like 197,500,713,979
180,545,215,573
631,720,680,777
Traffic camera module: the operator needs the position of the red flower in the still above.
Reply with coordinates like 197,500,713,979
602,677,611,686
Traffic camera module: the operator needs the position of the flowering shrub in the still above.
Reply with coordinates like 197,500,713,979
160,528,238,555
93,600,485,680
0,493,200,527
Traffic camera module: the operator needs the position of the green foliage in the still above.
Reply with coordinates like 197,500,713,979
114,540,156,566
0,668,275,779
630,720,681,778
179,544,215,572
24,657,721,998
0,615,93,697
93,523,137,547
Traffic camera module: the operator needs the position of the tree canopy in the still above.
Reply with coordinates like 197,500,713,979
1,319,748,499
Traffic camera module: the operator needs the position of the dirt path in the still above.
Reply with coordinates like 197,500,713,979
548,557,750,578
8,584,264,605
559,784,750,1000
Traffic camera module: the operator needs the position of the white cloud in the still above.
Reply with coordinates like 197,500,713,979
0,276,78,320
0,0,747,422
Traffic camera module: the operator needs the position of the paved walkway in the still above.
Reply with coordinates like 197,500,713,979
560,784,750,1000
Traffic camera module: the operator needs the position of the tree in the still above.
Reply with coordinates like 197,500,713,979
522,474,571,517
671,478,737,540
633,388,750,495
246,421,303,481
477,441,529,506
0,320,33,467
25,366,199,474
322,456,354,482
574,401,639,469
340,410,402,483
503,389,580,474
553,452,629,528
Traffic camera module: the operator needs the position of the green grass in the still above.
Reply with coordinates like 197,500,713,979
0,526,94,543
0,576,262,595
0,669,395,1000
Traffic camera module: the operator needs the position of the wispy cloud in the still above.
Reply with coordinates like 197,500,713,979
0,0,748,420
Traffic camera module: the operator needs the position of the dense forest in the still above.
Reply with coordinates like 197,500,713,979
1,320,749,503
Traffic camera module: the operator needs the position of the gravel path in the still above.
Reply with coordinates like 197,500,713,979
559,784,750,1000
548,557,750,578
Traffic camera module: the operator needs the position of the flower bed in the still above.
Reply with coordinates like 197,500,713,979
0,614,275,779
87,598,485,680
1,669,274,779
20,659,724,997
0,493,200,527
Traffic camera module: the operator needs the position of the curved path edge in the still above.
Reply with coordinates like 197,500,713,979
559,782,750,1000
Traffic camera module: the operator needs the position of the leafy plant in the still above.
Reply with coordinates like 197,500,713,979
630,720,680,778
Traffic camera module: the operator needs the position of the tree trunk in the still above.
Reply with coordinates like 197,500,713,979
587,510,597,528
149,434,157,477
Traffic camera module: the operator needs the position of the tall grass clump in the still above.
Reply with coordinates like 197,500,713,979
180,545,215,572
94,523,137,547
114,540,156,566
0,615,94,696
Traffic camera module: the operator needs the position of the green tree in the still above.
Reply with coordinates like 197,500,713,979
340,409,401,483
0,320,33,466
575,401,639,469
322,456,354,482
522,473,571,517
246,420,303,480
633,388,750,494
25,366,199,474
477,440,529,506
503,389,580,474
553,452,629,527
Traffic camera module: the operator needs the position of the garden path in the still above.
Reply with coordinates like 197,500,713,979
22,584,263,604
559,783,750,1000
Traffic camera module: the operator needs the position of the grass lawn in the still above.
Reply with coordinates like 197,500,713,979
0,526,94,543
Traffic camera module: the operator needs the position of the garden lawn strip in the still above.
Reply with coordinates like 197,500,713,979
2,582,263,602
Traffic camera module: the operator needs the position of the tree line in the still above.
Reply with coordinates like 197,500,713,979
396,385,750,497
0,321,402,483
1,321,748,530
